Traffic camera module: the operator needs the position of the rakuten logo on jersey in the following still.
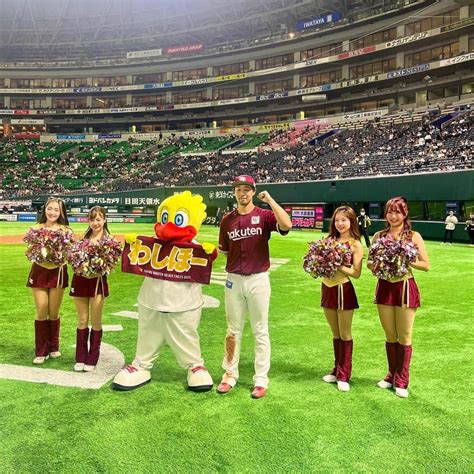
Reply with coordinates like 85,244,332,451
228,227,263,241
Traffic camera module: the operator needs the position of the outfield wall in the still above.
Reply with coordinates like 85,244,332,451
31,170,473,241
257,170,474,203
35,170,473,205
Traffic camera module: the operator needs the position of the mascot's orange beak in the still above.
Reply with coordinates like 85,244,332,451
154,222,197,242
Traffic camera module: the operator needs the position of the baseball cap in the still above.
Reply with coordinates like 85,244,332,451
232,175,256,189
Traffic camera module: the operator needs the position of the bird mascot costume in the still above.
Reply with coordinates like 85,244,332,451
113,191,217,392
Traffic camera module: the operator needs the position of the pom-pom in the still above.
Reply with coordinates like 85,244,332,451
68,236,122,277
368,236,419,280
303,237,352,279
24,227,74,266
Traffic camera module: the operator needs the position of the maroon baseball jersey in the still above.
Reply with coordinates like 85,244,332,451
219,207,288,275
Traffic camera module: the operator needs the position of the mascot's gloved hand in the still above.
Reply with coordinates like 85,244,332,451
202,242,216,255
202,242,218,262
125,234,140,261
125,233,138,245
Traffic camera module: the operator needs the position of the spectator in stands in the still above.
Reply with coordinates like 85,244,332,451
442,211,458,245
1,111,472,197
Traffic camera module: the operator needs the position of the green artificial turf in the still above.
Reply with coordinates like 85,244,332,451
0,223,473,472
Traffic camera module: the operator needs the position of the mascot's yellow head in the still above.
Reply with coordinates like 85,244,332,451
154,191,207,242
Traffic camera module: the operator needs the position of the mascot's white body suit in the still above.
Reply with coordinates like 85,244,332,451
113,191,217,392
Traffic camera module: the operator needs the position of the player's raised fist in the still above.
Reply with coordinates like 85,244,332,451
258,191,272,203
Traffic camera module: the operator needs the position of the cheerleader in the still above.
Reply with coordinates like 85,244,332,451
321,206,363,392
70,206,112,372
369,197,429,398
26,197,71,364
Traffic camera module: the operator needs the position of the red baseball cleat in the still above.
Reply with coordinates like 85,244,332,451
251,386,267,399
217,382,233,394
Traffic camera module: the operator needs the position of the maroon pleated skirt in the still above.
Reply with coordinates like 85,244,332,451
26,263,68,289
374,278,420,308
70,274,109,298
321,281,359,310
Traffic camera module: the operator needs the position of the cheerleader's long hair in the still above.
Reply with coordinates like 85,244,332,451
380,196,412,239
38,197,69,226
328,206,361,240
84,206,111,239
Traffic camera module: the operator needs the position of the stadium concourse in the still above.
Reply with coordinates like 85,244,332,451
1,109,472,198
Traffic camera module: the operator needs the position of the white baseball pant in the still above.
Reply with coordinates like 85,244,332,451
222,272,271,388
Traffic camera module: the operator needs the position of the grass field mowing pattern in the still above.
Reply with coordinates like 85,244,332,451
0,222,473,472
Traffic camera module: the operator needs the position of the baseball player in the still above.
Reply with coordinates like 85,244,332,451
216,175,292,399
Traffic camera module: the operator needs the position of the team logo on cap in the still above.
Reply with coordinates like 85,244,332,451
233,175,255,187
